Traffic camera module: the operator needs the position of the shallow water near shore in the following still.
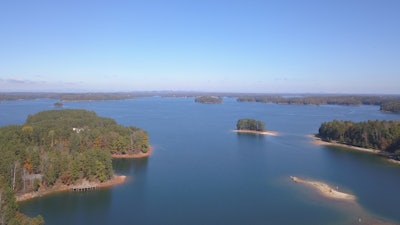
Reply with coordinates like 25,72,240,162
2,97,400,224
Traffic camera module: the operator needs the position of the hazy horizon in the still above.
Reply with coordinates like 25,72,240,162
1,1,399,94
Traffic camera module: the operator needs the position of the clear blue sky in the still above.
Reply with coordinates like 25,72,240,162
1,0,399,94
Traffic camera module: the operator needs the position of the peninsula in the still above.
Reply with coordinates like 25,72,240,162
0,109,150,224
315,120,400,163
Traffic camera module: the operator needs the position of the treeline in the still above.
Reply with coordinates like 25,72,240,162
237,95,400,113
194,96,222,104
380,101,400,113
318,120,400,155
59,93,136,101
0,93,136,101
0,109,149,224
237,119,266,132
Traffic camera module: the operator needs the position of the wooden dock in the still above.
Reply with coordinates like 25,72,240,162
70,184,99,192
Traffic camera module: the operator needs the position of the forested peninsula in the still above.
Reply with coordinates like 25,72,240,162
317,120,400,161
0,109,150,224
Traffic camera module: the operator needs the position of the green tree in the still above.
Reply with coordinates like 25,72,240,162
237,119,266,132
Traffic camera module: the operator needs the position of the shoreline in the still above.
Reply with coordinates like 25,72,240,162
112,146,152,159
233,129,279,136
15,175,127,202
310,135,400,166
290,176,355,201
16,147,153,202
310,135,381,154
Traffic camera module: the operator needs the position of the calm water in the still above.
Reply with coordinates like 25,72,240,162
2,97,400,225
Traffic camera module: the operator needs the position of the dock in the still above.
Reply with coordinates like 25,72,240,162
70,184,99,192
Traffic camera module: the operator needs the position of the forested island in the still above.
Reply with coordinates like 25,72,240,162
194,96,222,104
317,120,400,161
0,109,150,224
234,118,278,135
237,118,266,131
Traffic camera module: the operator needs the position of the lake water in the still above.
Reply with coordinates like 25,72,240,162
2,97,400,225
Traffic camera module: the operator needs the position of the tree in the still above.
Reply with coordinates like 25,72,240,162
237,119,266,132
318,120,400,152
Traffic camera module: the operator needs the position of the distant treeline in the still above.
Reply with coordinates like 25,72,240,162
318,120,400,155
0,109,149,224
0,93,137,101
195,96,222,104
237,119,266,132
0,92,223,101
1,93,400,113
380,101,400,113
237,95,400,113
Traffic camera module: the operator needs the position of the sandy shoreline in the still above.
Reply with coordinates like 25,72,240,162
16,148,152,202
15,175,127,202
310,135,400,166
112,146,152,158
290,176,355,201
233,129,279,136
310,135,381,154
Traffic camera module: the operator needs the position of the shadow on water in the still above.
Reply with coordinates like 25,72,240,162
236,132,266,143
113,157,149,176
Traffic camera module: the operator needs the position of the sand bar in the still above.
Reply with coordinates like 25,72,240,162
233,129,279,136
290,176,356,201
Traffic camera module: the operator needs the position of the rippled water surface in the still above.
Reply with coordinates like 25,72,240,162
2,97,400,224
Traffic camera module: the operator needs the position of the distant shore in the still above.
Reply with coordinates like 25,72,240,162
290,176,355,201
15,175,127,202
233,129,279,136
112,147,152,159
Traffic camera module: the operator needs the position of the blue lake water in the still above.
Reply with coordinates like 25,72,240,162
2,97,400,224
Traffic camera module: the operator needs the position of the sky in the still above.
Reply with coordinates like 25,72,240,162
0,0,399,94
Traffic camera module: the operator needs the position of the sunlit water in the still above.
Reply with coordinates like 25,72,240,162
2,97,400,225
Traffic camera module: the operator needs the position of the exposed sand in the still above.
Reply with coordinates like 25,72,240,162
112,147,152,158
233,129,279,136
290,176,355,201
310,135,381,154
290,176,397,224
15,175,127,202
310,135,400,165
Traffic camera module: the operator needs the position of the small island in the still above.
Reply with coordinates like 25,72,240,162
53,101,63,107
194,96,222,104
0,109,150,224
234,118,278,136
315,120,400,163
